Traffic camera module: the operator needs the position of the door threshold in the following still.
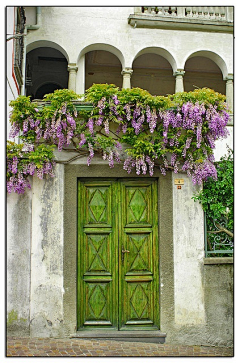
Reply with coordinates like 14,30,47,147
71,330,167,344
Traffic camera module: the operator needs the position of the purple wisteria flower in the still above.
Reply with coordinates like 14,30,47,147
112,95,120,105
87,143,94,166
104,119,110,134
124,104,131,121
9,122,20,139
97,97,106,115
79,133,86,147
87,118,94,135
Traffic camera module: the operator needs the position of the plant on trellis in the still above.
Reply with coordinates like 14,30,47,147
7,85,230,194
193,147,233,254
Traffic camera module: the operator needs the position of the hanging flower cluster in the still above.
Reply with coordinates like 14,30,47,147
7,141,55,194
7,85,230,193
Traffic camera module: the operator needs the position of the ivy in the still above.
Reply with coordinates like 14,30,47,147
7,85,230,194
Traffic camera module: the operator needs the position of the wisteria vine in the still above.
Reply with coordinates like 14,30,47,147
7,85,230,194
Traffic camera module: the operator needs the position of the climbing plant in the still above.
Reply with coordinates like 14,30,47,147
7,85,230,194
193,147,233,255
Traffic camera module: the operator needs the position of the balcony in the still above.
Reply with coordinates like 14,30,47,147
128,7,233,33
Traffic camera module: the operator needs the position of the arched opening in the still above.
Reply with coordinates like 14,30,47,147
85,50,122,90
131,53,175,96
35,82,63,99
184,56,225,94
26,47,68,99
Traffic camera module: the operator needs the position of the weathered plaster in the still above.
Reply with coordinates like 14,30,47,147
7,188,32,336
7,155,233,345
172,172,205,326
203,263,233,347
30,164,64,338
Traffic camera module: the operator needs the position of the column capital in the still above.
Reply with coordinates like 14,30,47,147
68,64,78,72
224,74,234,82
173,70,185,77
121,68,133,76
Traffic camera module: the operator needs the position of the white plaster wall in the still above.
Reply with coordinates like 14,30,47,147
30,164,65,337
214,125,233,161
6,7,19,139
25,7,233,75
7,188,32,334
172,172,206,326
6,8,32,334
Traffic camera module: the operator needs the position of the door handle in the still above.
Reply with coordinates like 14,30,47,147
122,245,130,262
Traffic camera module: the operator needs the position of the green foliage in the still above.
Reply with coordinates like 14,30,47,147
8,85,230,195
193,147,233,254
7,141,55,174
169,88,227,110
9,95,38,121
85,83,119,102
43,88,82,109
84,84,227,110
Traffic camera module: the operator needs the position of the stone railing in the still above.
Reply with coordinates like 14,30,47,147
129,7,233,32
140,7,232,22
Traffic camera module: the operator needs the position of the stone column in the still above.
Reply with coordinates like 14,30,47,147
68,64,78,92
225,74,233,113
121,68,133,89
173,70,185,93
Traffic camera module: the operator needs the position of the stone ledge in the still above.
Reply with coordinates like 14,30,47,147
128,14,233,33
204,257,233,265
71,330,167,344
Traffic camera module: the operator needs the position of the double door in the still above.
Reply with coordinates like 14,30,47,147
77,178,159,330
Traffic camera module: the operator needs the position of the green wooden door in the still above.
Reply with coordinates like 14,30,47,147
78,179,159,331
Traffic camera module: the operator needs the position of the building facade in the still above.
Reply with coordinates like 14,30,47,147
7,6,233,346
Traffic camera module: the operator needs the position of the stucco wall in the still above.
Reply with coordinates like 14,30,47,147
203,260,233,347
7,188,32,336
6,6,233,344
172,173,205,326
25,7,233,74
7,157,233,346
29,164,65,338
7,7,20,139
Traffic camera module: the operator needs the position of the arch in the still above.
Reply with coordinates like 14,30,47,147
131,47,177,73
183,50,228,79
35,82,63,99
77,43,125,68
26,46,68,99
131,47,176,96
26,40,69,62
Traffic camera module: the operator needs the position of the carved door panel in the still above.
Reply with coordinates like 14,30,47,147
77,179,159,331
78,180,118,329
119,180,159,329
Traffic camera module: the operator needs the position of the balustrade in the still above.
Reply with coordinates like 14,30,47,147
140,6,231,22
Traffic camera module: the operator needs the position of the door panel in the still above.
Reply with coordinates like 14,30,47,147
78,181,118,329
125,183,152,227
119,180,159,330
84,183,112,227
78,179,159,331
